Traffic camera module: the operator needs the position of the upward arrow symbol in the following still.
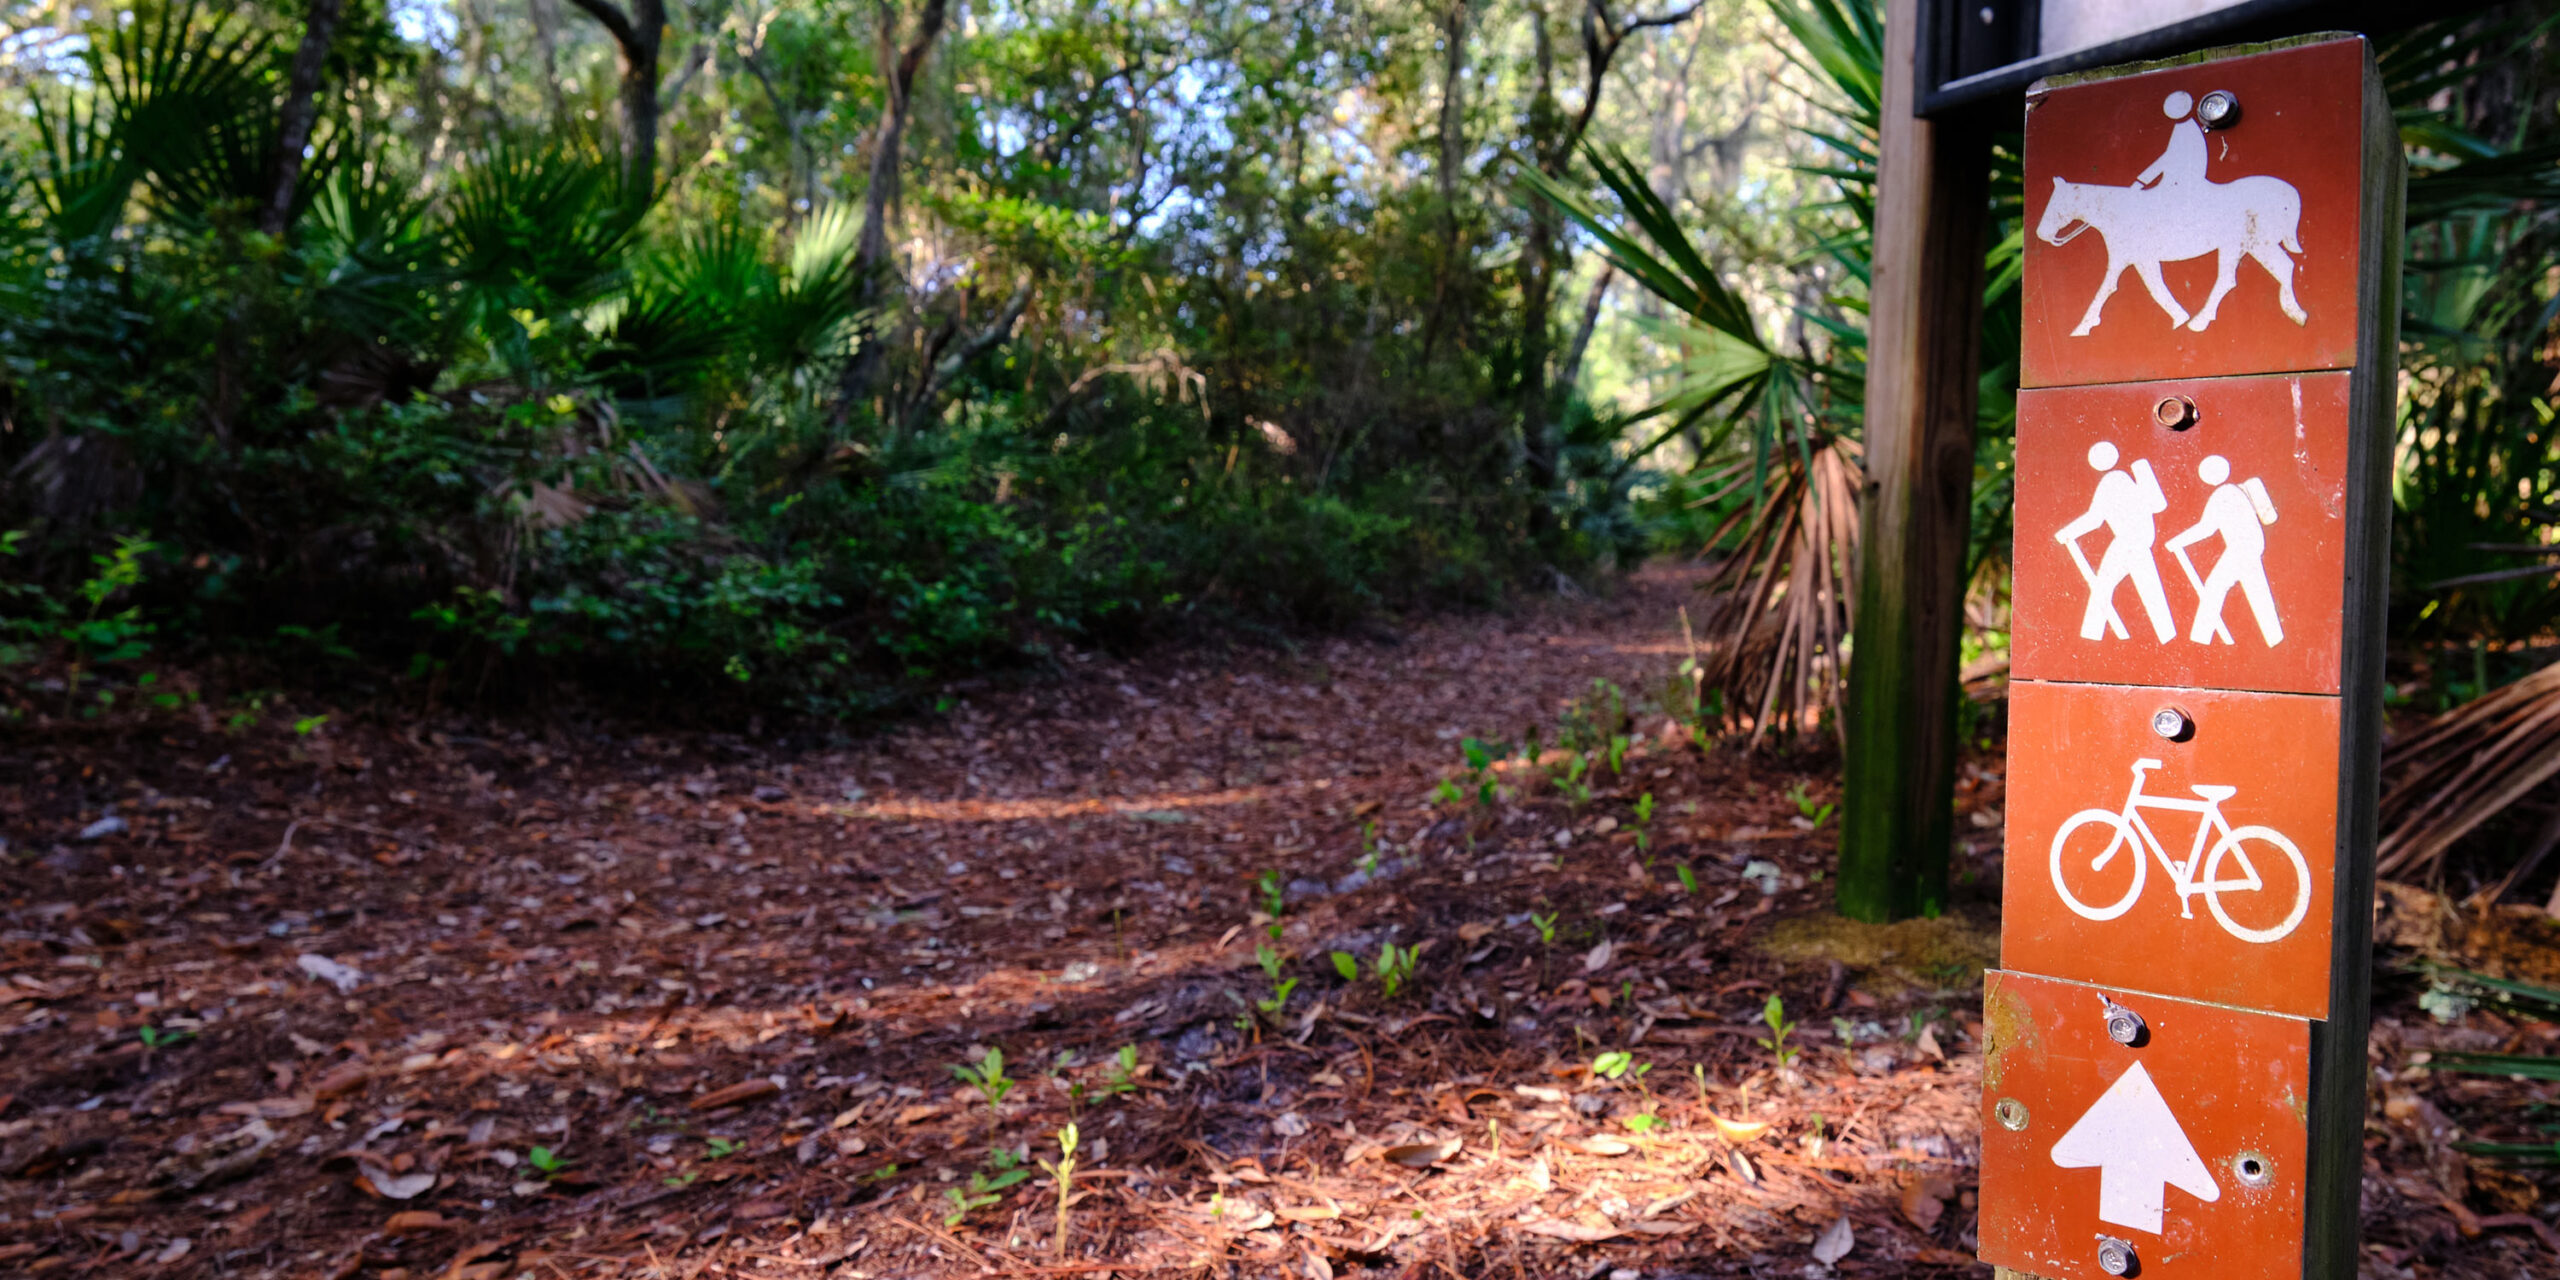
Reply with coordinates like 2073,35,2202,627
2049,1061,2221,1234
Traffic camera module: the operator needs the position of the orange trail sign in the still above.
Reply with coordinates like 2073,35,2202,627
1987,31,2398,1280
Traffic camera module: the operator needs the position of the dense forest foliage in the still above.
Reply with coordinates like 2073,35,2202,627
2,0,2558,745
0,0,1850,721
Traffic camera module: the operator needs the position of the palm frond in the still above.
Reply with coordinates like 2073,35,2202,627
443,137,648,325
95,0,280,224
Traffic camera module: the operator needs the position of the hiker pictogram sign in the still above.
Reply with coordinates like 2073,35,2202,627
1980,970,2309,1280
2013,373,2351,695
2003,679,2340,1020
2022,37,2374,388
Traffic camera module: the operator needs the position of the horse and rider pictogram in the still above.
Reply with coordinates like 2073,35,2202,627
2020,37,2370,389
2038,91,2308,337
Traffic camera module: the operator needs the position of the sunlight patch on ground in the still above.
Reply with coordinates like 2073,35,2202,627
836,786,1284,823
1755,909,2001,991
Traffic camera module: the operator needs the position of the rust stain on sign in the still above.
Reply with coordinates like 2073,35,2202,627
2003,680,2339,1019
2013,373,2350,695
2022,37,2372,388
1979,970,2309,1280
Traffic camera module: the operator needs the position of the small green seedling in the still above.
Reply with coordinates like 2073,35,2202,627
1254,943,1298,1020
1784,781,1836,830
293,714,330,737
1529,911,1559,984
1257,869,1286,939
1330,950,1359,982
1035,1123,1079,1257
1358,820,1382,877
1631,792,1656,857
954,1048,1015,1128
1373,942,1417,999
1595,1050,1657,1129
1674,863,1698,895
1757,993,1801,1070
1607,734,1630,776
1557,753,1593,807
942,1158,1030,1227
704,1136,743,1159
136,1024,194,1050
526,1146,574,1179
1106,1044,1141,1095
1459,737,1508,806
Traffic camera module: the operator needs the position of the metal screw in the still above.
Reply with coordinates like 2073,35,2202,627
2196,90,2241,130
2102,995,2147,1046
2150,707,2192,742
2153,395,2199,430
1994,1097,2029,1131
2097,1236,2139,1276
2234,1151,2274,1188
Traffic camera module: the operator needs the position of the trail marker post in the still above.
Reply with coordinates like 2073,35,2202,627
1979,34,2399,1280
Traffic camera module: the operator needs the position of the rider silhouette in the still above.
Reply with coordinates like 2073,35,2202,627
2135,91,2210,194
2055,441,2176,643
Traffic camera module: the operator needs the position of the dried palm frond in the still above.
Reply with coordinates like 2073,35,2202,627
2376,661,2560,891
1688,435,1862,748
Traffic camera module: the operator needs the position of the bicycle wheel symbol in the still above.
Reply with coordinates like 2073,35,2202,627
2201,826,2312,943
2050,810,2146,921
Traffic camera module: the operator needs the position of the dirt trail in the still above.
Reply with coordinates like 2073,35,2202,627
0,565,2544,1278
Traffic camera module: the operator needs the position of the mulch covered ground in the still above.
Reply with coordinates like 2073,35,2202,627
1,565,2554,1279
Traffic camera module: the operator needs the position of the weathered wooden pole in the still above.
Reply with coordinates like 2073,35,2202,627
1837,0,1992,922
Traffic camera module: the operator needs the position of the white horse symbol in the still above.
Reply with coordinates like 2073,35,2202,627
2038,91,2309,337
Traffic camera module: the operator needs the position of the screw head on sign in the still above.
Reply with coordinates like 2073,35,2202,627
2152,395,2199,430
2150,707,2193,742
1994,1097,2029,1131
2097,1236,2139,1276
2101,995,2147,1046
2196,90,2242,130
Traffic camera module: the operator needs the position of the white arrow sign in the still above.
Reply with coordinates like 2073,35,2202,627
2049,1060,2221,1234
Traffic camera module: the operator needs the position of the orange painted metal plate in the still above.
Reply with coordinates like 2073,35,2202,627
2022,37,2371,388
1980,969,2308,1280
2012,373,2349,695
2003,680,2338,1019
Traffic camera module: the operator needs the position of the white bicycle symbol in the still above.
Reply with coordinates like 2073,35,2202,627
2048,757,2312,944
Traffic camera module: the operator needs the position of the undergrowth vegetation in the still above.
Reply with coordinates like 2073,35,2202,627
0,0,1646,725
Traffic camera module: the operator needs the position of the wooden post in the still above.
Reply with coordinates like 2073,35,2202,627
1838,0,1992,923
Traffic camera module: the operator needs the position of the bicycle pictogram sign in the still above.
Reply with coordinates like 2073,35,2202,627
2049,756,2312,943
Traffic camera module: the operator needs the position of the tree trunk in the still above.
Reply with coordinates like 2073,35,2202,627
262,0,344,236
1836,0,1991,922
835,0,951,418
1516,1,1698,490
565,0,667,196
1419,0,1472,363
1555,265,1613,400
1519,4,1562,489
529,0,568,128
